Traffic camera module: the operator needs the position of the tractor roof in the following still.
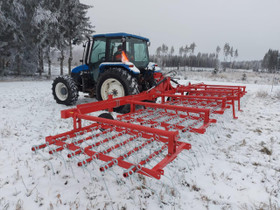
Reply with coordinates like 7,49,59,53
93,33,149,42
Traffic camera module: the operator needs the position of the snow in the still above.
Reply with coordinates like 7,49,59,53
0,75,280,209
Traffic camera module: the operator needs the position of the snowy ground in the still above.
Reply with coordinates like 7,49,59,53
0,73,280,209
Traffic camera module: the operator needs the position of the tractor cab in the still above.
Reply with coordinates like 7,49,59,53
87,33,151,81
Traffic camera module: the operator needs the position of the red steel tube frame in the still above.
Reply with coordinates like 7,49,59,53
32,78,246,179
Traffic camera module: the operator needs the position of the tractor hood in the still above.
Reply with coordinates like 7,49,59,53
72,64,89,73
99,62,140,74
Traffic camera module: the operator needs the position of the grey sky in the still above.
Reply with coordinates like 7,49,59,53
81,0,280,61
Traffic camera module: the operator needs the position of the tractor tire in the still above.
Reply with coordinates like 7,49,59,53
96,68,139,113
52,75,79,106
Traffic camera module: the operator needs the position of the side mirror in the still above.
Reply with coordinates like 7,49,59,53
121,37,126,43
147,42,151,47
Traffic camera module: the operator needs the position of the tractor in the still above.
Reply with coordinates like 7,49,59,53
52,32,161,112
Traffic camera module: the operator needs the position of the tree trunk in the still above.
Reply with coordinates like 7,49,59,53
60,49,64,75
68,39,72,75
38,47,44,76
46,47,51,76
37,47,42,76
189,58,191,70
16,55,21,75
41,52,44,74
0,58,4,76
48,58,51,76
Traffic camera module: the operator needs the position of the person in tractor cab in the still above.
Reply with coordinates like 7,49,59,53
113,45,123,61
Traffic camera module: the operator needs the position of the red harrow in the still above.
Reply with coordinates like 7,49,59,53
32,74,246,179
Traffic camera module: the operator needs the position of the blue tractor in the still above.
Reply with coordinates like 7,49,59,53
52,33,160,112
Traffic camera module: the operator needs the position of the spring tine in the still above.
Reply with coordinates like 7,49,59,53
78,134,139,167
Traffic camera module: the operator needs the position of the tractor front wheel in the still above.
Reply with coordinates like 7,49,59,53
52,76,79,105
96,68,139,113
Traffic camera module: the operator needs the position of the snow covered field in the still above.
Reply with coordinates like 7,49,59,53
0,74,280,209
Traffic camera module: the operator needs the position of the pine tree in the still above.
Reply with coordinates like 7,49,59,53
0,0,93,76
262,49,279,72
59,0,93,74
0,0,26,75
32,0,59,76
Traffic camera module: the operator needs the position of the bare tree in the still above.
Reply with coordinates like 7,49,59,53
184,45,189,57
189,42,196,54
161,44,168,56
156,46,162,57
230,47,234,62
189,42,196,69
170,46,174,56
215,46,221,69
234,49,238,60
216,46,221,59
223,43,230,62
179,47,184,57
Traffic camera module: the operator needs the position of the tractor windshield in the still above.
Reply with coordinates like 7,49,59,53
126,38,149,69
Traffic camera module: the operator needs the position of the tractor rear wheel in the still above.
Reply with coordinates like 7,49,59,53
96,68,139,113
52,76,79,105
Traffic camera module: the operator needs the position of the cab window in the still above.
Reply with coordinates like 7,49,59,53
90,38,106,64
108,38,123,61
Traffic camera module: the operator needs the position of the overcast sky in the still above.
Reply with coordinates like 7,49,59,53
81,0,280,61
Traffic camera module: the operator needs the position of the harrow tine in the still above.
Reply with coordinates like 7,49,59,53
123,144,168,178
35,149,56,175
189,149,200,167
100,136,156,172
78,134,139,167
67,127,116,158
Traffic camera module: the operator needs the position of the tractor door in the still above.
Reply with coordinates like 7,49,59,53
107,38,125,62
89,37,106,82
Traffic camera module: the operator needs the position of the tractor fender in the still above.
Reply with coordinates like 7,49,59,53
71,64,89,73
147,62,161,72
99,62,140,75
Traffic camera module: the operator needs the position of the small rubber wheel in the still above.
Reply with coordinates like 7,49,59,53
167,97,176,102
98,113,114,131
98,113,114,120
52,76,78,105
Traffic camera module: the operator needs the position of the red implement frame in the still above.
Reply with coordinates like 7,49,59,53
175,82,246,119
32,76,246,179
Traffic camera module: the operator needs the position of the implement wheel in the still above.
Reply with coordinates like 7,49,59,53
52,76,79,105
96,68,139,113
